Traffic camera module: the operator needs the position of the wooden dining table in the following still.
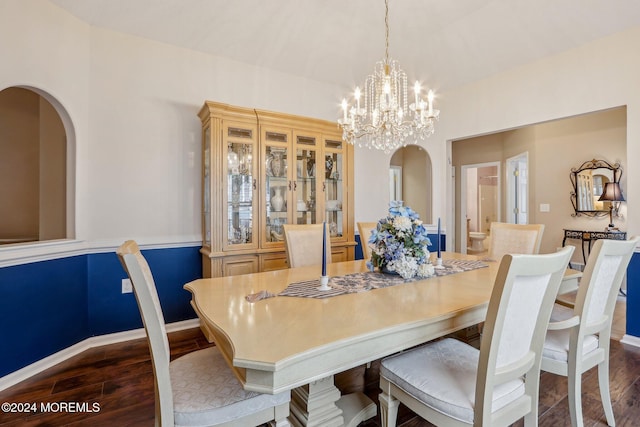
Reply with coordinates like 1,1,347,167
184,253,581,427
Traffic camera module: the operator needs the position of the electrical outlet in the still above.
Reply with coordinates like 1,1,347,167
122,278,132,294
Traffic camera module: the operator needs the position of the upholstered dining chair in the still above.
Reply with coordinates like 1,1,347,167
488,222,545,262
357,222,378,261
282,223,332,268
116,240,291,427
541,237,638,427
379,245,574,427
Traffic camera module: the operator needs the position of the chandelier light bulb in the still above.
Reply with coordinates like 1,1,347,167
428,90,434,117
341,98,348,122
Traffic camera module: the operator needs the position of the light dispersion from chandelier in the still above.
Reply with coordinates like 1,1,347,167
337,0,440,153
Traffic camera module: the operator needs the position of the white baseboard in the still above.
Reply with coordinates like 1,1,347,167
620,334,640,348
0,318,200,392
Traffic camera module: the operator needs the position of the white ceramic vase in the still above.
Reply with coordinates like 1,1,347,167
271,187,284,211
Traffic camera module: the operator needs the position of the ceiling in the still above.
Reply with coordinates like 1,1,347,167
49,0,640,92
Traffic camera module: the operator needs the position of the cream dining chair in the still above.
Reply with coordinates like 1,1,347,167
357,222,378,261
116,240,291,427
282,223,332,268
541,237,638,427
379,246,574,427
487,222,545,262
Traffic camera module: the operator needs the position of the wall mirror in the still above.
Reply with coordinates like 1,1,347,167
570,159,621,217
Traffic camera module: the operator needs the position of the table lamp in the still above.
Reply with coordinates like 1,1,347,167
598,182,625,230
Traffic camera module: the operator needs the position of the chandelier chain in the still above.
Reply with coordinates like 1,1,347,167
384,0,389,64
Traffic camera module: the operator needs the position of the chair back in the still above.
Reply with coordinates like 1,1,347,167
357,222,378,261
574,237,638,337
488,222,545,261
116,240,174,426
475,245,574,424
283,223,332,268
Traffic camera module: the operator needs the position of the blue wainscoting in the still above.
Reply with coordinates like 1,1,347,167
0,256,88,378
626,252,640,337
355,233,446,260
0,246,201,378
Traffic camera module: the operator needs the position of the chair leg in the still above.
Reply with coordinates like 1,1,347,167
270,419,291,427
598,360,616,426
523,382,539,427
269,402,292,427
568,368,584,427
378,392,400,427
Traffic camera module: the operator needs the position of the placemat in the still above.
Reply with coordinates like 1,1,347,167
277,259,488,299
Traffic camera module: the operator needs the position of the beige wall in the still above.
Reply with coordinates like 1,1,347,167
0,87,66,243
0,88,39,241
389,146,432,223
452,107,626,264
39,96,66,241
533,107,626,262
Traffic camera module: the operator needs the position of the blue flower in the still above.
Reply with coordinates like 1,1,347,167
366,202,434,279
366,260,374,271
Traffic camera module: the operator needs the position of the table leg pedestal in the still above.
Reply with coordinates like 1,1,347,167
335,392,377,427
288,375,376,427
289,376,343,427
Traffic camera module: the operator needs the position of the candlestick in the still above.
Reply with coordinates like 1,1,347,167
318,222,331,291
322,221,327,276
437,217,441,258
435,217,444,269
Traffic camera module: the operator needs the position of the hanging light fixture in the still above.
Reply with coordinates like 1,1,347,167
338,0,439,152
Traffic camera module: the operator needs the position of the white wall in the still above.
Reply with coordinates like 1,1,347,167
1,0,345,256
2,0,639,257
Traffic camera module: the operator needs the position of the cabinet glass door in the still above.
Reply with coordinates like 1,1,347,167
264,130,290,244
225,126,256,249
324,138,345,239
294,134,318,225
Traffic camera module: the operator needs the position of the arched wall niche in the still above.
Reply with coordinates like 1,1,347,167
0,85,75,244
389,145,432,223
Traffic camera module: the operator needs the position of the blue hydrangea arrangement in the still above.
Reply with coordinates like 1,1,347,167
366,201,435,279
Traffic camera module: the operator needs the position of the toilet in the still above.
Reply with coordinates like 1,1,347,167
468,231,487,253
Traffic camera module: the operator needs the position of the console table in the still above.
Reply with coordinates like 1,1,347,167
563,229,627,265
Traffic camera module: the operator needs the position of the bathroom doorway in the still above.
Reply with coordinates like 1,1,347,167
460,162,500,254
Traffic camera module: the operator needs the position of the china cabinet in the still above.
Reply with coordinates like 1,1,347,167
198,101,355,278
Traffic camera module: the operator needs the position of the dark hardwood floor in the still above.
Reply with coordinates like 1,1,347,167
2,327,640,426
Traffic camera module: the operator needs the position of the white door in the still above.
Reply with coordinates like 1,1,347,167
506,153,529,224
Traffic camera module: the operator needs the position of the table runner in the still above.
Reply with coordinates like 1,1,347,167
278,259,488,299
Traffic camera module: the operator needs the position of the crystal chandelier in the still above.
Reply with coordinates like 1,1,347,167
338,0,439,152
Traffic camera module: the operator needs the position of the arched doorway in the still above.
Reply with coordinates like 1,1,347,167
389,145,432,223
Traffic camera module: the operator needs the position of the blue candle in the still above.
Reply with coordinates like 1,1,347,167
322,221,327,276
437,217,441,258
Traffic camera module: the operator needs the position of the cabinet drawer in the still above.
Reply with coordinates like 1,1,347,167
261,253,289,271
222,255,259,276
331,247,349,263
